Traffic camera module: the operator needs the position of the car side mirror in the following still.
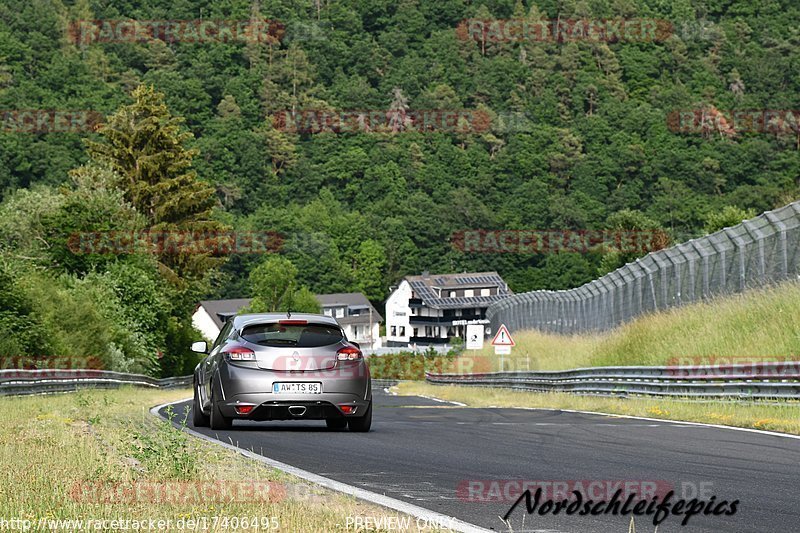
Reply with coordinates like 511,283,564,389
191,341,208,354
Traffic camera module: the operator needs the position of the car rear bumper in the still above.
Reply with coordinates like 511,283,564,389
217,396,370,420
216,360,371,420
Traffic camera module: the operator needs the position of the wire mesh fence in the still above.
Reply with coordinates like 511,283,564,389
486,200,800,334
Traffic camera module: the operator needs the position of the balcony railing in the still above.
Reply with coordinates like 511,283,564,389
409,336,449,345
409,314,483,324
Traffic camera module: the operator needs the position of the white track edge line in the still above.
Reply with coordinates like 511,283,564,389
526,406,800,440
421,396,800,440
150,399,490,533
390,385,800,439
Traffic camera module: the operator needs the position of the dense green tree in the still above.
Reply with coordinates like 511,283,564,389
246,255,320,313
86,85,226,280
0,0,799,317
703,205,757,234
353,239,388,302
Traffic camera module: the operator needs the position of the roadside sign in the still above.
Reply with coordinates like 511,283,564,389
465,324,484,350
491,324,515,347
494,345,511,355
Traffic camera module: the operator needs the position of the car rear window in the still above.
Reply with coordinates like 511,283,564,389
240,322,344,347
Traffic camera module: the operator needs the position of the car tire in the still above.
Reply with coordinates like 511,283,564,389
192,381,210,427
347,402,372,432
326,418,348,430
209,381,232,430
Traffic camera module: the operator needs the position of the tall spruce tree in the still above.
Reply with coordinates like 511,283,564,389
86,85,226,280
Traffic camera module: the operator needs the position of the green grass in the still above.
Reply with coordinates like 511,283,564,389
460,281,800,371
0,388,422,532
366,350,465,380
394,382,800,435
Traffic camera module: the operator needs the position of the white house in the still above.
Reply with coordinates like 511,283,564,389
316,293,382,350
192,293,382,349
192,298,252,343
384,271,511,346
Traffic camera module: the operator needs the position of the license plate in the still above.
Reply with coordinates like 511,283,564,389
273,382,322,394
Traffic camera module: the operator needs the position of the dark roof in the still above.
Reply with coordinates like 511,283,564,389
198,298,252,329
197,292,382,330
316,292,368,306
405,271,511,310
316,292,383,323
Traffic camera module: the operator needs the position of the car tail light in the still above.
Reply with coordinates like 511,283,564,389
339,405,357,414
235,404,255,415
223,346,256,361
336,346,362,361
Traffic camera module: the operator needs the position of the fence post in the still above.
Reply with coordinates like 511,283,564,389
765,211,788,279
723,227,748,291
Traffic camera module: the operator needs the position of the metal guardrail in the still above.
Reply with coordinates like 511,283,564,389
0,369,192,396
426,361,800,400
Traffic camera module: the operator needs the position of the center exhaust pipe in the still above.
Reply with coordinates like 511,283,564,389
288,406,307,417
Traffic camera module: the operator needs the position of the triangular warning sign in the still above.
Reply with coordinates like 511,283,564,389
491,324,515,346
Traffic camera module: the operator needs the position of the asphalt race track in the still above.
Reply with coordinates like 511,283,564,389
162,387,800,532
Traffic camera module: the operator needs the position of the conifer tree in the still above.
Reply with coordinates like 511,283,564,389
86,85,226,280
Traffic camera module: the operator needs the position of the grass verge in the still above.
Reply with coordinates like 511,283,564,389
460,281,800,371
0,387,422,532
393,382,800,436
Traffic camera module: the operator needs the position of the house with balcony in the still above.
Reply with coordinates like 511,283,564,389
192,292,382,349
316,292,382,349
384,271,512,346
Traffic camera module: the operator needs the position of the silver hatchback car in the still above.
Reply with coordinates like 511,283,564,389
191,313,372,432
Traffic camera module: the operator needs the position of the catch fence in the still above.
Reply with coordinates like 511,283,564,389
487,201,800,334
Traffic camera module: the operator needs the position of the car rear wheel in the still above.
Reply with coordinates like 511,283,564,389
192,381,209,427
326,418,347,429
209,381,232,430
347,402,372,432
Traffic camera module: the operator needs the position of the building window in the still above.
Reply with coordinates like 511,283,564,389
464,289,474,297
391,326,396,336
412,328,418,337
335,308,344,318
399,326,405,336
481,288,490,296
323,308,332,316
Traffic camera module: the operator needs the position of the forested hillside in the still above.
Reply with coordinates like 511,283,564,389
1,0,799,374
